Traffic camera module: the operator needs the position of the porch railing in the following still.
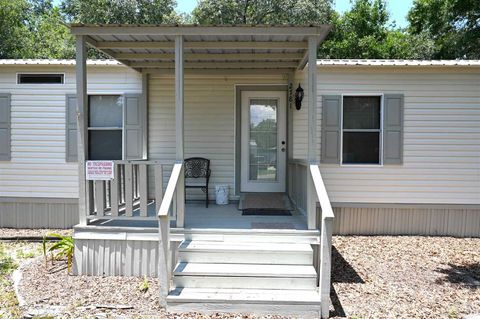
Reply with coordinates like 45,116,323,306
309,164,335,319
288,159,308,214
86,160,174,221
157,161,183,306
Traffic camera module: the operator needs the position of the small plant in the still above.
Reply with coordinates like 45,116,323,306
16,248,36,259
0,245,18,276
42,233,74,273
448,306,458,319
139,275,149,293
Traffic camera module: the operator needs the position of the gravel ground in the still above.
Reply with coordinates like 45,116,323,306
331,236,480,319
11,234,480,318
0,228,72,238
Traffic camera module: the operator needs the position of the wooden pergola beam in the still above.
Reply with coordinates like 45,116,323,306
96,41,307,50
70,25,328,36
113,52,304,61
129,61,298,69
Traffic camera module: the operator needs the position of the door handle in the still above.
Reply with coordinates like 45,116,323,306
281,147,286,152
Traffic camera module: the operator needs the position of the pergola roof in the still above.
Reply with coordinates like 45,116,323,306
69,24,331,72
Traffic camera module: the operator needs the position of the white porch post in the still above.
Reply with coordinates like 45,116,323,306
76,35,88,226
175,35,185,228
307,36,319,230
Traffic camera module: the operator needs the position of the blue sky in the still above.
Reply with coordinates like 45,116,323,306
176,0,413,28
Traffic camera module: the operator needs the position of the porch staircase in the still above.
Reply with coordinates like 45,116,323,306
166,230,322,318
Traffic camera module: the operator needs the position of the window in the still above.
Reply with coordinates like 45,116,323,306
18,74,64,84
88,95,123,160
342,96,382,165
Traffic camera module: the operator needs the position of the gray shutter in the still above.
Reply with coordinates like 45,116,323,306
124,94,146,160
383,94,404,164
0,93,11,161
66,94,78,162
321,95,341,163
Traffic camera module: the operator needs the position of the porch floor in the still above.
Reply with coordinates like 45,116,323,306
90,201,307,230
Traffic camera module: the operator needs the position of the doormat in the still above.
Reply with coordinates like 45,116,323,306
243,209,292,216
239,193,292,215
251,222,295,229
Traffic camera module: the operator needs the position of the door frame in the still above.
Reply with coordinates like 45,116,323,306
234,85,289,196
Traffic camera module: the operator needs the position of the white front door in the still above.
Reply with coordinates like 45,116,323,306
241,91,287,193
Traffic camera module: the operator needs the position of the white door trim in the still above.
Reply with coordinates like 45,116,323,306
240,91,287,193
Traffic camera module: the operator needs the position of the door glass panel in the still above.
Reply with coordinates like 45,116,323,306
249,99,278,181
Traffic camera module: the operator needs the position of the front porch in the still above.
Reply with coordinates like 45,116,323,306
87,201,309,230
70,25,335,318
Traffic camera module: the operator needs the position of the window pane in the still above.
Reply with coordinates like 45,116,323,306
343,96,380,129
18,74,64,84
343,132,380,164
89,130,122,160
89,96,123,128
249,99,277,181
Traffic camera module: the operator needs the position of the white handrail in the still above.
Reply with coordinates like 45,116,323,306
158,162,183,217
157,161,183,306
309,164,334,319
309,164,334,219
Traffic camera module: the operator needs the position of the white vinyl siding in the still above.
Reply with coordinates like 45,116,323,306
0,65,141,198
148,74,286,200
293,67,480,205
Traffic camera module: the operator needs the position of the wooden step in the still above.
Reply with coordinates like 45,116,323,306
167,287,321,304
178,240,313,265
167,288,322,318
173,228,320,244
173,262,317,289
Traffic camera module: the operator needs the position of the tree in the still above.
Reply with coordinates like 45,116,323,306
0,0,32,58
407,0,480,59
318,0,435,59
61,0,181,24
192,0,333,25
28,0,76,59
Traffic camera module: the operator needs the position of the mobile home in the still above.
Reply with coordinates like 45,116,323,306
0,24,479,318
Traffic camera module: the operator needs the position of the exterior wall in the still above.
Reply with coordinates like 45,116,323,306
148,73,287,200
330,206,480,237
294,66,480,205
0,197,78,228
0,63,141,227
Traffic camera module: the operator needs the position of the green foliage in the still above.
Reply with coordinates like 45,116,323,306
61,0,181,24
43,233,74,273
319,0,435,59
407,0,480,59
0,0,32,58
29,1,76,59
192,0,333,25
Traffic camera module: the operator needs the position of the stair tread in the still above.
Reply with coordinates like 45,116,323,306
174,262,317,277
167,287,321,304
179,240,312,252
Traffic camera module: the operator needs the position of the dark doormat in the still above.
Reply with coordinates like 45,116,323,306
238,193,293,214
242,209,292,216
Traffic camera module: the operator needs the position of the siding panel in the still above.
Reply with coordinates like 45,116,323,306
295,68,480,205
331,206,480,237
0,65,141,199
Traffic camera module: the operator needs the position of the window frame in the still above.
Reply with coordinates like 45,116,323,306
340,93,384,167
87,94,125,160
17,72,65,85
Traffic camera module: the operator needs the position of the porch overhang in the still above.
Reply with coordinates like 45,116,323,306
69,24,331,73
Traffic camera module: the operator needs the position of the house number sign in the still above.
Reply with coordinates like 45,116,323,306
86,161,115,180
